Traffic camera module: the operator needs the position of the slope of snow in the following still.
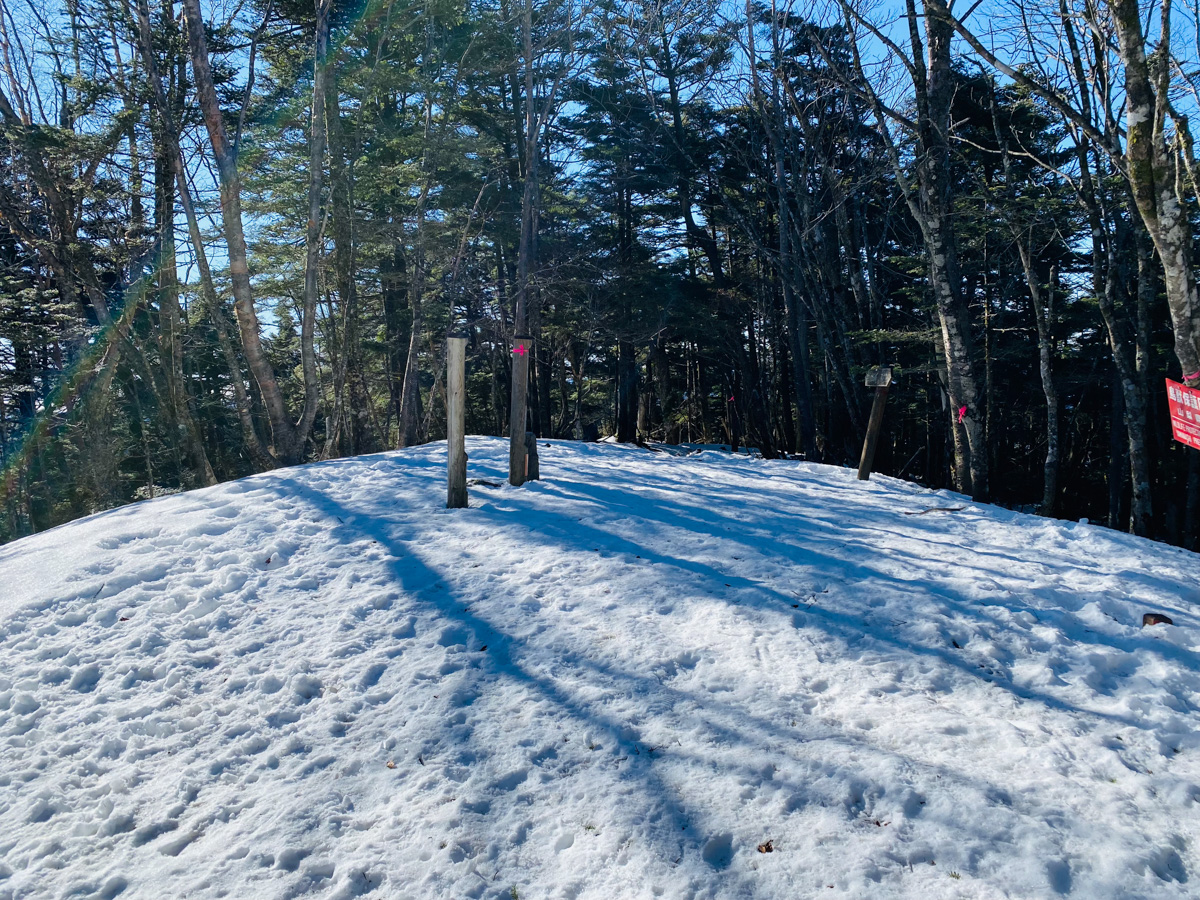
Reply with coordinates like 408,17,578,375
0,438,1197,900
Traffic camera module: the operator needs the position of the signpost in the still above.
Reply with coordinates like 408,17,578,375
1166,378,1200,450
446,333,468,508
858,366,894,481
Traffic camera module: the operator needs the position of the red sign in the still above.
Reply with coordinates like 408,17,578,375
1166,379,1200,449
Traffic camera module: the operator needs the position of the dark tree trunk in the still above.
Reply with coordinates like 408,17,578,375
1015,242,1059,516
397,286,424,448
617,340,639,443
1108,368,1128,531
382,242,409,435
323,62,370,457
297,0,331,453
509,0,541,484
917,0,988,500
133,0,274,470
1186,450,1199,551
1111,0,1200,388
153,137,215,485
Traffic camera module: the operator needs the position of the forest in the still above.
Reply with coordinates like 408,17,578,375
0,0,1198,549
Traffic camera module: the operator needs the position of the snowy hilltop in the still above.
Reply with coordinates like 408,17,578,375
0,438,1197,900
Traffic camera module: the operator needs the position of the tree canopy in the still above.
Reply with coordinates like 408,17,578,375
0,0,1197,547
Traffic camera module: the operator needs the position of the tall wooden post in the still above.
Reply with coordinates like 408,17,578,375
447,334,468,508
509,334,532,486
858,366,894,481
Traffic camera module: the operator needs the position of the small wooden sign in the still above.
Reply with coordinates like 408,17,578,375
1166,378,1200,449
865,366,894,388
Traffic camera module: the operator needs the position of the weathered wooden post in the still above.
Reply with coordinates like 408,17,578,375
446,332,468,508
509,334,532,486
858,365,894,481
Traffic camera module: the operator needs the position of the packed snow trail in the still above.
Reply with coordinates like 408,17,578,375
0,438,1197,899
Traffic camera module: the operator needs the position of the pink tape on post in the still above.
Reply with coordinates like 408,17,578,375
1184,371,1200,382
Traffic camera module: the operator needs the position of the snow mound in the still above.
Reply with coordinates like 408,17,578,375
0,437,1197,899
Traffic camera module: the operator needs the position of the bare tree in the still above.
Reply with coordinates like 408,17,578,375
179,0,316,464
129,0,276,469
835,0,989,498
744,0,820,458
508,0,588,482
933,0,1182,533
938,0,1200,390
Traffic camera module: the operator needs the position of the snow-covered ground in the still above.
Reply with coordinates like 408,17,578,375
1,438,1198,900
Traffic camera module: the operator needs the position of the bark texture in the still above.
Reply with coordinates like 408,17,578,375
181,0,303,463
1110,0,1200,388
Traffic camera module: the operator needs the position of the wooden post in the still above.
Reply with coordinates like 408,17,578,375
858,366,894,481
446,334,468,508
509,334,532,486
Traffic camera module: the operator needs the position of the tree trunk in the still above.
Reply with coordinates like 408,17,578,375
1107,372,1127,530
382,241,408,437
846,0,986,496
509,0,538,484
1016,241,1058,516
570,342,587,440
135,0,274,470
297,0,330,453
1095,246,1154,535
659,26,724,286
180,0,301,462
397,286,424,448
1110,0,1200,388
323,63,370,457
653,338,672,438
918,0,988,500
617,339,638,442
153,134,215,485
1185,448,1199,551
399,87,440,449
1075,137,1154,536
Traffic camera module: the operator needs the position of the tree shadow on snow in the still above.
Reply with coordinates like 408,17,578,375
535,474,1200,698
253,465,1193,894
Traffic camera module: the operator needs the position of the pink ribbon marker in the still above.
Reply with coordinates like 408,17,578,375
1185,371,1200,382
957,405,967,423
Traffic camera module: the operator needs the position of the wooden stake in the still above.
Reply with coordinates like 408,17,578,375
446,335,468,508
858,384,890,481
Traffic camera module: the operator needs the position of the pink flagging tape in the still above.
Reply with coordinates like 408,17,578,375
1184,371,1200,382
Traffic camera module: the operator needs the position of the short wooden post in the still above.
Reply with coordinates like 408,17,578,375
858,366,894,481
446,334,468,508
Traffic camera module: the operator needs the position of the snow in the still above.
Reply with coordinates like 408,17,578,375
0,437,1197,900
